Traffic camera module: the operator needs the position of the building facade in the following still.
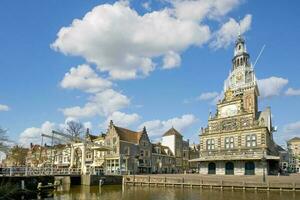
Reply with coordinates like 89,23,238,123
287,137,300,173
20,122,199,175
192,34,280,176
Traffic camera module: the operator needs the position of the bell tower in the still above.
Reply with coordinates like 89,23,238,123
232,34,250,70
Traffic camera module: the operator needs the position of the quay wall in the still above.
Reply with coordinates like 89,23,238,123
123,174,300,191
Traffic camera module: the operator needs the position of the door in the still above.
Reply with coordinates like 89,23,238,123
225,162,234,175
245,161,255,175
208,162,216,174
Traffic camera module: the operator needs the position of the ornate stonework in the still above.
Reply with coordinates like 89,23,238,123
197,34,280,176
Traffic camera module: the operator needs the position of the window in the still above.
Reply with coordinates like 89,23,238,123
246,134,257,147
140,150,144,157
206,139,215,150
225,137,234,149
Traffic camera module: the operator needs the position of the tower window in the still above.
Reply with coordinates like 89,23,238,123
206,139,215,150
239,45,241,50
246,134,257,147
225,137,234,149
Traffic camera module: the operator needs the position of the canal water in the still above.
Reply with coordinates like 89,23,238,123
50,185,300,200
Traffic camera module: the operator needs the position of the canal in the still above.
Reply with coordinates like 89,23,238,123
51,185,300,200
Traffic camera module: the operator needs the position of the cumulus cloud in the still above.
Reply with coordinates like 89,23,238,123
172,0,242,22
210,14,252,49
51,1,211,79
62,89,130,119
197,92,219,101
139,114,197,138
18,120,94,147
257,76,289,99
18,121,56,147
61,64,112,93
279,121,300,143
0,104,10,112
101,111,140,128
285,88,300,96
162,51,181,69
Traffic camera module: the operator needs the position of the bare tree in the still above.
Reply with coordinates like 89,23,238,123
65,121,85,141
0,127,9,153
7,145,28,166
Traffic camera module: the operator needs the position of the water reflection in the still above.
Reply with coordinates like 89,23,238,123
52,185,299,200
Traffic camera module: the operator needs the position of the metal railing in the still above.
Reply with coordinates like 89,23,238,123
0,167,81,176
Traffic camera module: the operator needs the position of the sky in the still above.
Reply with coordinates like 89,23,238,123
0,0,299,148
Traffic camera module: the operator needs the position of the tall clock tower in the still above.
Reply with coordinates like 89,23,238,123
194,33,280,176
224,34,259,115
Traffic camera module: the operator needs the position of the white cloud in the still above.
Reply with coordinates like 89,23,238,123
279,121,300,143
18,119,95,147
62,89,130,119
0,104,10,112
257,76,289,99
60,64,112,93
51,1,210,80
285,88,300,96
101,111,140,128
210,14,252,49
162,51,181,69
18,121,56,147
197,92,219,101
172,0,242,22
139,114,197,138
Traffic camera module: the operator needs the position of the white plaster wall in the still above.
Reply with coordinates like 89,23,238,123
216,161,225,175
162,135,175,155
199,162,208,174
235,161,244,175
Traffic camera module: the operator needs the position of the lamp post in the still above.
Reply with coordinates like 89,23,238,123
262,150,266,183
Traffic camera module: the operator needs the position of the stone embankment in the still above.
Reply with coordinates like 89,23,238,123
123,174,300,191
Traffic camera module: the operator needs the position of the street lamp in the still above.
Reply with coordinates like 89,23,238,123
261,150,266,183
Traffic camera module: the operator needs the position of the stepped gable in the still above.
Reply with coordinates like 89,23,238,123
114,125,143,144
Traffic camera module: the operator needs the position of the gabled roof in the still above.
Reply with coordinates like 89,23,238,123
114,126,143,144
86,133,98,141
275,145,286,152
163,127,182,137
152,143,174,156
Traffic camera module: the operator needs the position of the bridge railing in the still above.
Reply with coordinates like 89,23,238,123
0,167,82,176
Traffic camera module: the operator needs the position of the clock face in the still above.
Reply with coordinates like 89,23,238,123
236,72,243,84
220,104,238,118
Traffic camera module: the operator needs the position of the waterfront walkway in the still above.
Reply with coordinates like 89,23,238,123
123,174,300,191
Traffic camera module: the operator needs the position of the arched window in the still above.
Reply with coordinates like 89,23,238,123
225,162,234,175
208,162,216,174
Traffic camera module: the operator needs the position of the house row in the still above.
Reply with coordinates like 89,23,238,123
24,121,199,175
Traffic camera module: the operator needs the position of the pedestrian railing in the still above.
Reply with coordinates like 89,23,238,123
0,167,82,176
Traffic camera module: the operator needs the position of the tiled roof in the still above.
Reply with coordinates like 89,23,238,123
86,133,98,140
152,143,174,156
114,126,143,144
163,127,182,137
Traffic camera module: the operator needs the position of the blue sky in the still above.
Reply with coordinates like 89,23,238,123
0,0,299,147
